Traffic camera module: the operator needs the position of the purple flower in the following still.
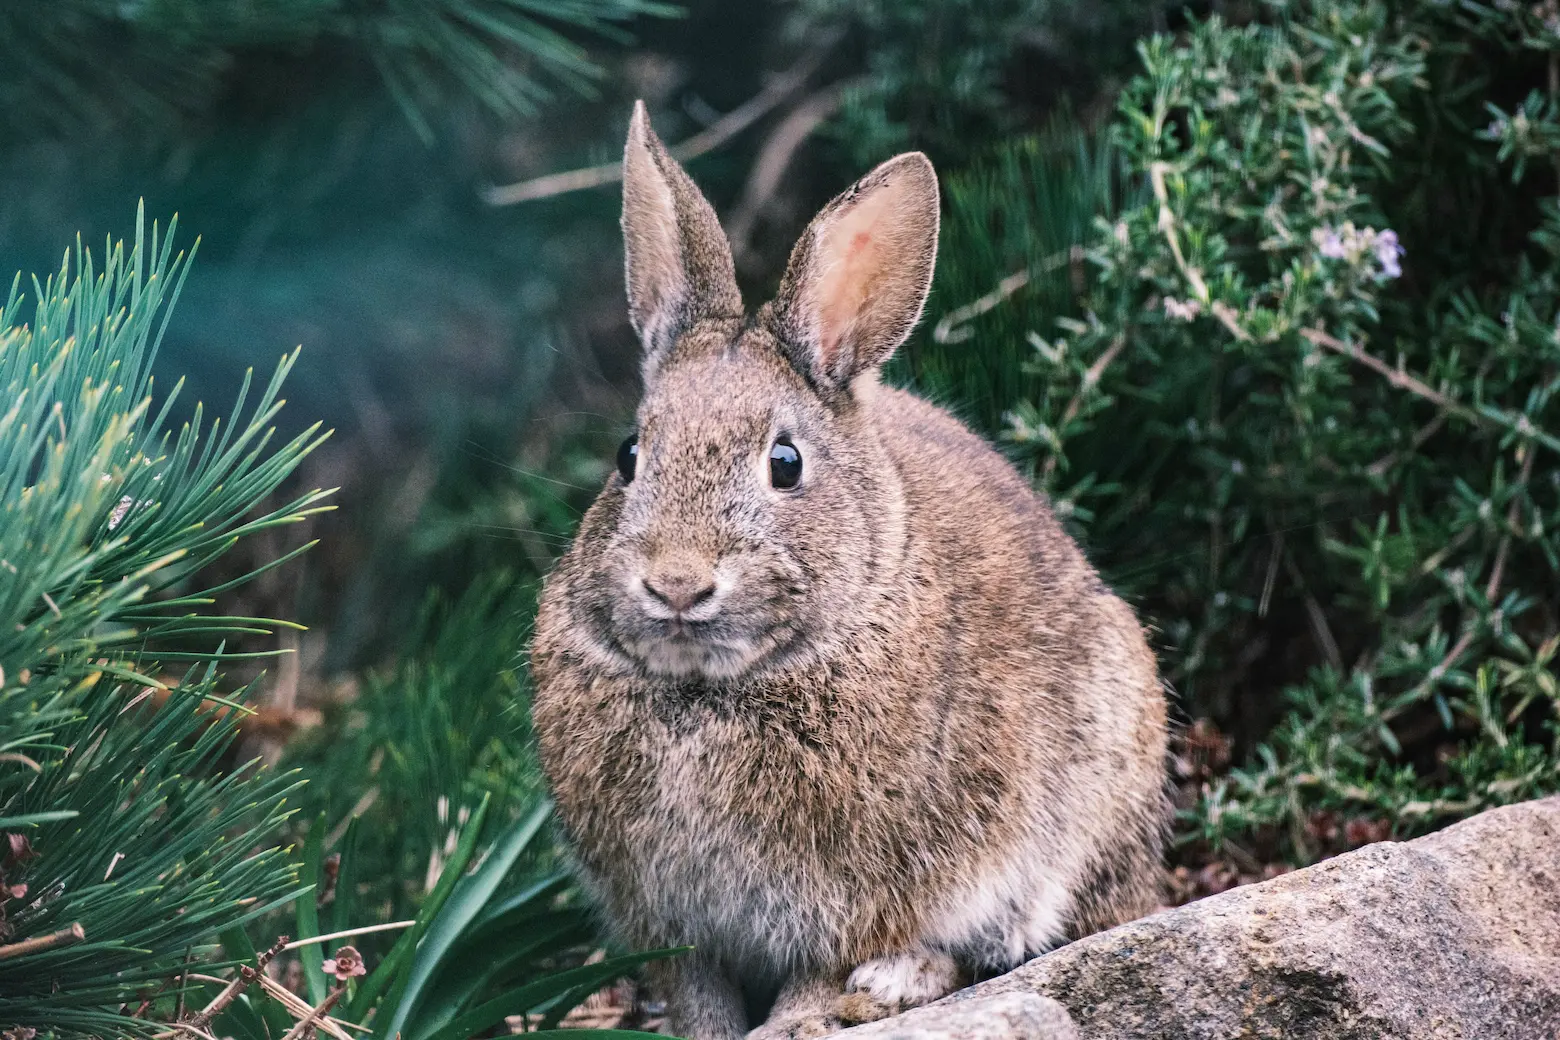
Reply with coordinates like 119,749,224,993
1374,229,1403,280
1318,229,1346,259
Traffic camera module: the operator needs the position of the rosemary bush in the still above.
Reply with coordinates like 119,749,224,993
911,0,1560,861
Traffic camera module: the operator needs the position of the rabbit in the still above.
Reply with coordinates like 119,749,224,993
530,100,1169,1040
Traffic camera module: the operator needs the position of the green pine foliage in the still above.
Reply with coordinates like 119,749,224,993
918,0,1560,861
0,211,656,1039
0,209,332,1033
0,0,677,139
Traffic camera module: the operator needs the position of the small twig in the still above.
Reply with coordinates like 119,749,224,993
1042,334,1128,477
160,1022,221,1040
186,935,286,1028
483,34,841,206
1418,524,1477,576
174,947,194,1023
1209,300,1252,342
1284,552,1344,672
1258,529,1285,618
278,984,346,1040
1366,412,1448,476
282,920,415,951
1300,328,1560,456
1301,328,1457,411
273,629,301,717
1483,445,1535,603
0,923,85,961
727,78,860,266
934,268,1035,343
933,245,1090,345
1388,445,1536,720
324,786,379,850
1150,161,1211,304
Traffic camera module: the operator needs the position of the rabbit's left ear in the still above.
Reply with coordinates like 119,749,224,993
621,101,742,379
769,152,939,391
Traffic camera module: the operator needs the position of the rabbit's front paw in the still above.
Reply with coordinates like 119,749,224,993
745,1012,840,1040
844,949,960,1014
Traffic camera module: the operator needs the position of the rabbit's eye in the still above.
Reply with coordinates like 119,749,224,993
617,435,639,483
769,437,802,490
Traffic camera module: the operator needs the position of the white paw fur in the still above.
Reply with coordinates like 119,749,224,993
845,949,959,1010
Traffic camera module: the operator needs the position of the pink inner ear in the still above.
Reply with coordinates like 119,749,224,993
813,189,899,370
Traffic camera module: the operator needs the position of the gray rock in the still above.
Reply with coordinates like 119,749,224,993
828,992,1079,1040
834,796,1560,1039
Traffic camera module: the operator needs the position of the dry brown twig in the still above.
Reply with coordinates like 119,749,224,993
483,33,842,206
1366,412,1449,477
1283,550,1344,672
0,923,84,962
726,78,862,266
932,252,1078,345
254,976,364,1040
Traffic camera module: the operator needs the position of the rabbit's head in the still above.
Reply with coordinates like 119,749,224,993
572,102,939,680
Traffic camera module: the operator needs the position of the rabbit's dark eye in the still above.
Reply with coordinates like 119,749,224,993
769,437,802,490
617,434,639,483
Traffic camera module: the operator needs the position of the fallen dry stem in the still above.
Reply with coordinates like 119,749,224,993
282,920,415,951
484,34,841,206
278,985,347,1040
0,922,84,961
187,935,287,1028
727,78,859,264
255,975,366,1039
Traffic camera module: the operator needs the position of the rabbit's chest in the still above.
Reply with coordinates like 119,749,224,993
612,717,879,947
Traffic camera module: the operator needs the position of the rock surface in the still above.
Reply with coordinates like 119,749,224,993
829,796,1560,1039
829,993,1078,1040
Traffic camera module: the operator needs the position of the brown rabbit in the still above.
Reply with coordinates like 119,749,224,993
531,102,1169,1040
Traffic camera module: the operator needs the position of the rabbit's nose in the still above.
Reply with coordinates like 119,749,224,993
642,569,717,614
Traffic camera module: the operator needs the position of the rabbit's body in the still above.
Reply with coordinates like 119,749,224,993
532,105,1167,1040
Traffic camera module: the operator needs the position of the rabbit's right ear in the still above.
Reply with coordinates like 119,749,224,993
768,152,939,393
621,101,742,378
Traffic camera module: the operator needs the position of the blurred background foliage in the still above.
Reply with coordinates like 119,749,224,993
2,0,1559,1034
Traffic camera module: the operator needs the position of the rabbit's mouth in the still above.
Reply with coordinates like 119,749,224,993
617,618,787,679
608,604,804,679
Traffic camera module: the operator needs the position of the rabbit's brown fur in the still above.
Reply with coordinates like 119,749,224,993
531,102,1168,1040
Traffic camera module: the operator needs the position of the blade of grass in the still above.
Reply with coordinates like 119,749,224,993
377,799,552,1040
346,793,492,1026
329,814,362,949
296,812,328,1005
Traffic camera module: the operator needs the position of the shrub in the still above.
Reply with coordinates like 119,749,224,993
912,0,1560,861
